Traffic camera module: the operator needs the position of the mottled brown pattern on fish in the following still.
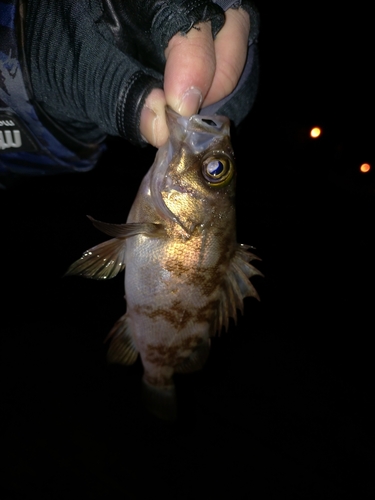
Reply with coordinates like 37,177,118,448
133,301,194,330
163,257,223,297
133,298,219,332
143,372,174,388
195,300,219,323
145,336,204,367
188,233,235,296
144,307,193,330
162,231,235,299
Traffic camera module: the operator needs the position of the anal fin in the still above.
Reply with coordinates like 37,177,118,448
105,313,138,365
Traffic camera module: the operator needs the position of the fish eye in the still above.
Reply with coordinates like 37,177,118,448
201,152,234,187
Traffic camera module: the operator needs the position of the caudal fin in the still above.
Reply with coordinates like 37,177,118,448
141,379,177,422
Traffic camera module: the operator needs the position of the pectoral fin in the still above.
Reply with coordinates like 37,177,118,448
87,216,165,238
105,313,138,365
65,237,127,279
66,218,166,280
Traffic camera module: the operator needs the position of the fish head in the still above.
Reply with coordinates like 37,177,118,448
150,106,236,236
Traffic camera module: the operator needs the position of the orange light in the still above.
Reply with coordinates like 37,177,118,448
360,163,371,173
310,127,321,138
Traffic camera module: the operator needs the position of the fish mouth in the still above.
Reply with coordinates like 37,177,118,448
165,106,231,148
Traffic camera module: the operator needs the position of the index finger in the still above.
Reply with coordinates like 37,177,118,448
203,8,250,107
163,22,216,116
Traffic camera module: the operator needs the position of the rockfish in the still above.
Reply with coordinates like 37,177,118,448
67,107,262,420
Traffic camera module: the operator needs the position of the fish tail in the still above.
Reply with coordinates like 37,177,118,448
141,378,177,422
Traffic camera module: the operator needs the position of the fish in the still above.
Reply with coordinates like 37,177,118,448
66,106,262,420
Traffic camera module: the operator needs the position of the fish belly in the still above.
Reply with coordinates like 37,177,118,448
125,234,220,387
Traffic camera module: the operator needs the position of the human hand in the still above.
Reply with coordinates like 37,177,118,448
25,1,259,152
141,7,251,147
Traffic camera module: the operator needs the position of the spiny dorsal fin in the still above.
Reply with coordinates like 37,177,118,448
215,244,263,335
105,313,138,365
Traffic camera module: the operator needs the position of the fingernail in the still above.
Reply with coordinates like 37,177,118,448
141,105,158,145
178,87,202,116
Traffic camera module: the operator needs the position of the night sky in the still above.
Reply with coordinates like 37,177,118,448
1,2,373,499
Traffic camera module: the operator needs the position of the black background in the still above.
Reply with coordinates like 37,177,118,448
1,2,374,499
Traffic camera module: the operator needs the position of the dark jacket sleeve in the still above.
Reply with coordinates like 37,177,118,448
25,0,225,146
25,0,259,147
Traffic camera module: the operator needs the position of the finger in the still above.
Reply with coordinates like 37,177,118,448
163,22,216,116
139,88,168,148
203,8,250,107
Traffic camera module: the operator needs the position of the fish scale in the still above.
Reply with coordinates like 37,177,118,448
66,107,262,420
